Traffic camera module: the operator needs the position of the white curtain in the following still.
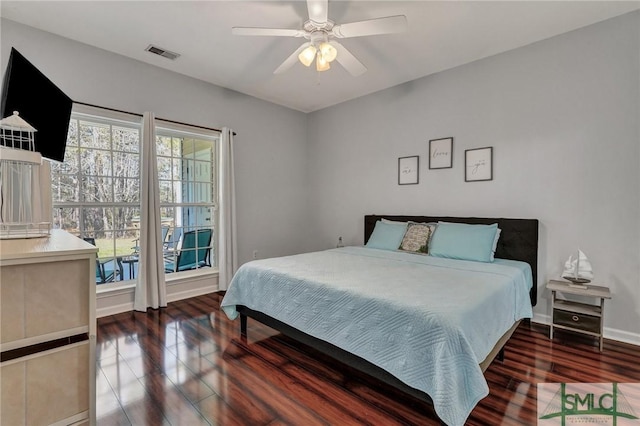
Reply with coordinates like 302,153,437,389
217,127,237,291
32,160,52,223
0,160,51,224
134,112,167,311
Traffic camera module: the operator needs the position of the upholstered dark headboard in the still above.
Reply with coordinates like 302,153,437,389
364,215,539,306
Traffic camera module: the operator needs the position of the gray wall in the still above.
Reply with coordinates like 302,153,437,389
307,11,640,341
1,18,313,266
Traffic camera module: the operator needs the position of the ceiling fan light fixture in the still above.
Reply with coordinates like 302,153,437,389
316,53,331,71
233,0,405,76
319,42,337,63
298,45,317,67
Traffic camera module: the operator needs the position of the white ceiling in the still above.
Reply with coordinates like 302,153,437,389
2,1,639,113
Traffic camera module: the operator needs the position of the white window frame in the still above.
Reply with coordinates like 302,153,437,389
52,106,220,297
155,119,220,278
52,104,142,292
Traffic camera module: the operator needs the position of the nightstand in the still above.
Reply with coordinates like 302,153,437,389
547,280,611,351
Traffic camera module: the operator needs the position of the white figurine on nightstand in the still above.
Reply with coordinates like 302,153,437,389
562,249,593,289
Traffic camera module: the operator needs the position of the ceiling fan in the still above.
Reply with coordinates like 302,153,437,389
232,0,408,76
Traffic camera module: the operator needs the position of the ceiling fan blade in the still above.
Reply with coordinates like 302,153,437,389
331,41,367,77
307,0,328,24
274,42,311,74
232,27,304,37
332,15,408,38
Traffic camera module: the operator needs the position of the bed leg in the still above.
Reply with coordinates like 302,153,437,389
240,313,247,337
497,347,505,362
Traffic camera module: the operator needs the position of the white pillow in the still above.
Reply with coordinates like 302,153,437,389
491,228,501,261
381,218,408,225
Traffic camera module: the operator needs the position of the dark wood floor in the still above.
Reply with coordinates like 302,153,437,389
96,292,640,425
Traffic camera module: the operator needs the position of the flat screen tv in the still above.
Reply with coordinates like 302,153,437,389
1,47,73,162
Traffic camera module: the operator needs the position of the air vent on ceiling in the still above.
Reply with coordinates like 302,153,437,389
145,45,180,60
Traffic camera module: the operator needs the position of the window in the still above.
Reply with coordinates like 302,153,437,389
51,107,219,287
156,124,218,274
52,111,141,285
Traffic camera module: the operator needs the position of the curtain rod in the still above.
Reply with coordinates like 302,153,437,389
74,101,235,135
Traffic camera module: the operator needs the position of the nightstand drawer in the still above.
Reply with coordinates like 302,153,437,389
553,309,600,333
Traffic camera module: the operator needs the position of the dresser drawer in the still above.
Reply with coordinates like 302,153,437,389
1,259,89,344
553,309,600,333
1,341,90,426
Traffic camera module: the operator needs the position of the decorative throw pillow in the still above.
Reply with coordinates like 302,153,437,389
398,222,433,254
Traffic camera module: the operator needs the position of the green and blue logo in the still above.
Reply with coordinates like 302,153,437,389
538,383,640,425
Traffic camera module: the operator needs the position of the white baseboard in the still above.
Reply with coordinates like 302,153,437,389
96,300,134,317
605,328,640,346
166,284,218,303
531,312,550,326
532,313,640,346
96,273,219,318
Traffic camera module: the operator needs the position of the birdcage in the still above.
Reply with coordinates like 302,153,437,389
0,110,41,164
0,111,50,238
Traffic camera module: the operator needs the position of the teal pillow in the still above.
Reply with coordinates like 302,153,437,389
429,222,499,262
365,221,407,250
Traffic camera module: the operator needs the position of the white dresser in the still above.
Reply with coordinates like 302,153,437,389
0,230,97,425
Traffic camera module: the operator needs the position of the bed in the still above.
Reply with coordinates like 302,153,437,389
221,215,538,425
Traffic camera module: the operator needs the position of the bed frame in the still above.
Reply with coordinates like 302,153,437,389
236,215,538,409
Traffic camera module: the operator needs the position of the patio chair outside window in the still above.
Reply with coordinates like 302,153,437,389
83,237,123,284
163,227,182,255
132,225,170,254
164,229,213,273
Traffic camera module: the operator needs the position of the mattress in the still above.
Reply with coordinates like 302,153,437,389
221,246,533,425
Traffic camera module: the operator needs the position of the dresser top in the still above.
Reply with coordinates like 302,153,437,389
0,229,96,262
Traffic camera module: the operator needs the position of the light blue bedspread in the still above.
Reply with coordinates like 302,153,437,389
221,246,533,425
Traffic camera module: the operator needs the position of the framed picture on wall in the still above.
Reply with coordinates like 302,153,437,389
429,137,453,169
398,156,419,185
465,147,493,182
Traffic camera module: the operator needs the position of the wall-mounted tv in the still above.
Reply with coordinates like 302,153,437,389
1,47,73,162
